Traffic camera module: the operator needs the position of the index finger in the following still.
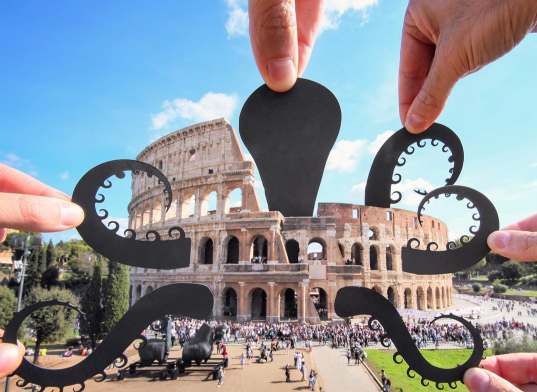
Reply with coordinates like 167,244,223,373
501,213,537,232
481,353,537,385
0,164,70,201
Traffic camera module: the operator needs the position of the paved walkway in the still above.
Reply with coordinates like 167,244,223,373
311,345,379,392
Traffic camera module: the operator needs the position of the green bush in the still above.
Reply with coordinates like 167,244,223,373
501,260,524,281
493,284,508,293
0,286,17,329
488,270,502,282
472,282,482,293
493,336,537,355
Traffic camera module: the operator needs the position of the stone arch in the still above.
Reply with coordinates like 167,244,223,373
222,287,238,317
280,288,298,319
181,194,196,219
222,235,240,264
351,242,363,266
224,187,243,214
142,203,151,227
135,208,142,229
435,287,442,309
249,234,268,262
199,236,214,265
285,239,300,263
135,284,142,302
152,199,162,224
369,245,379,270
310,287,328,320
165,197,178,221
338,243,345,259
427,287,433,309
145,285,154,296
416,286,425,311
404,287,413,309
386,244,395,271
200,190,218,217
368,227,379,240
387,286,397,307
308,238,327,260
250,288,267,319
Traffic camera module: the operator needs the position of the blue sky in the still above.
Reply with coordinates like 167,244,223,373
1,1,536,244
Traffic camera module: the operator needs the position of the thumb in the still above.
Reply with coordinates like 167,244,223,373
488,230,537,262
464,368,522,392
0,193,84,234
404,52,460,134
249,0,298,92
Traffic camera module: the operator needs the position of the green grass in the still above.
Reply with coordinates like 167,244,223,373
365,349,493,392
504,290,537,296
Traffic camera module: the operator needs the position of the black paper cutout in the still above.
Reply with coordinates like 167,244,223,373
239,78,341,217
72,159,191,270
335,287,484,389
402,185,499,275
2,283,213,392
182,323,214,366
365,123,464,208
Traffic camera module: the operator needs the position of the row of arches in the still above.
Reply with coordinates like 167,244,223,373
132,188,243,229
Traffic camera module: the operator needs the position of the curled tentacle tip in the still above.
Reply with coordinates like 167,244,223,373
436,382,446,390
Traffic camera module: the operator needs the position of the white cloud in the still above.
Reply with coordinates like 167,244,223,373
151,92,239,130
322,0,379,32
327,139,368,172
60,171,69,180
525,180,537,188
225,0,248,38
530,162,537,168
0,153,38,177
392,178,436,206
350,182,367,203
367,130,394,154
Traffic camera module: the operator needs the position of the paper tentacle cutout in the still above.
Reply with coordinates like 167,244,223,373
72,159,191,270
239,78,341,217
365,123,464,208
402,185,499,274
335,287,484,389
2,283,213,392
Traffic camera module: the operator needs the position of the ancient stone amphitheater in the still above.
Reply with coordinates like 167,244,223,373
128,118,452,323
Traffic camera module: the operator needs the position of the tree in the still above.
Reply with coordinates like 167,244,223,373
25,286,78,363
41,266,60,289
472,282,482,293
493,284,508,293
0,286,17,329
488,270,502,282
45,239,56,268
102,259,129,333
80,258,104,348
501,260,524,281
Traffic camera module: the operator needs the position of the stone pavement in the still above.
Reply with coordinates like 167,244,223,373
311,345,380,392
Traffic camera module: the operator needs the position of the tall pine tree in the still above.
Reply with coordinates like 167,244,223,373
45,239,56,267
102,258,129,333
80,257,104,348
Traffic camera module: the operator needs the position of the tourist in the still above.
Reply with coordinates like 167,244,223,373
309,370,317,391
301,361,307,382
269,349,274,362
61,347,73,358
380,369,387,386
217,365,224,388
285,364,291,382
346,349,351,365
240,353,245,369
383,378,392,391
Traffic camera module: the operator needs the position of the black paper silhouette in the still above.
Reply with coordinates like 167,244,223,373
365,123,464,208
72,159,191,270
2,283,213,392
239,78,341,217
335,287,484,389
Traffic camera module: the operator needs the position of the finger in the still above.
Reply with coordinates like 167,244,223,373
249,0,298,92
295,0,324,77
488,230,537,262
0,343,24,378
0,164,71,201
465,368,523,392
403,44,460,134
0,228,6,243
501,213,537,232
0,193,84,233
398,11,435,127
481,354,537,386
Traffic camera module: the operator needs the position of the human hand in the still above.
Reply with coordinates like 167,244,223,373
0,164,84,242
0,329,24,379
399,0,537,134
487,213,537,262
248,0,324,92
464,353,537,392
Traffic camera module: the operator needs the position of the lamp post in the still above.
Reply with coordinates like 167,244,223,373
5,233,44,392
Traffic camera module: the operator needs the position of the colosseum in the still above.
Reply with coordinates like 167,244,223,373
128,118,453,323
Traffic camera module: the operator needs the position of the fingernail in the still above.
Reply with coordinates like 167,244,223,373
405,113,427,133
464,368,490,392
267,58,296,90
60,203,84,226
488,231,511,249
